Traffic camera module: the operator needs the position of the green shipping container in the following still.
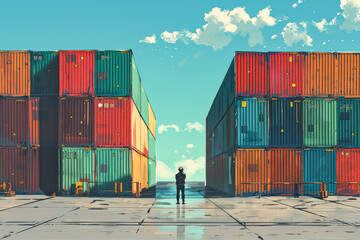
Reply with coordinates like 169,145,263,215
303,98,337,147
95,148,132,191
59,147,95,194
30,51,59,96
338,99,360,147
148,130,156,161
148,159,156,187
140,84,149,126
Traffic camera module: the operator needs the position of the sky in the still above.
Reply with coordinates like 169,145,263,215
2,0,360,181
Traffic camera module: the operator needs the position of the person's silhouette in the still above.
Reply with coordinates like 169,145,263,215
175,166,186,204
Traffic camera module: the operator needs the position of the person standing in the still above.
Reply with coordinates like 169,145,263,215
175,166,186,204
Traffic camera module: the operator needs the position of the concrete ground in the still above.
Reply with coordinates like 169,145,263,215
1,182,360,239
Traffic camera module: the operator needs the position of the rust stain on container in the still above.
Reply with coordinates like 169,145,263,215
337,53,360,97
0,51,30,97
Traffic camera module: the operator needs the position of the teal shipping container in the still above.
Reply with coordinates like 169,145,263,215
303,98,337,147
224,102,235,152
338,99,360,147
60,147,95,194
148,159,156,188
95,148,132,191
148,130,156,161
303,149,336,195
212,118,224,157
140,84,149,126
237,98,268,147
30,51,59,96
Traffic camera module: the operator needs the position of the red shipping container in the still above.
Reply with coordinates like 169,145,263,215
59,50,95,96
0,98,39,146
0,146,39,193
337,149,360,195
59,97,94,146
269,149,303,195
95,98,131,147
235,52,269,97
270,52,304,97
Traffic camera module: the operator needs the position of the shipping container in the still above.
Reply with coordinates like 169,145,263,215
95,148,132,192
211,118,224,157
59,97,94,146
131,54,142,116
38,97,58,146
0,51,30,97
131,150,148,193
212,154,225,191
270,98,302,147
269,149,303,195
224,102,235,152
303,149,336,195
94,98,131,147
39,146,58,195
0,98,39,146
59,50,95,96
338,99,360,147
0,146,39,193
140,84,149,126
148,158,156,188
148,129,156,161
269,52,303,97
95,50,131,97
237,98,268,147
303,98,337,147
30,51,59,96
235,149,269,196
304,52,337,97
235,52,269,97
337,149,360,195
140,117,149,157
148,102,156,139
337,53,360,97
59,147,95,194
206,158,215,188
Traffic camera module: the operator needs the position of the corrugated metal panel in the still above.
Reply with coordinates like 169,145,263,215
0,51,30,97
206,158,215,188
39,146,58,195
94,97,131,147
148,102,156,139
59,50,95,96
30,51,59,96
303,149,336,195
95,148,132,192
237,98,268,147
140,84,149,126
304,52,337,97
337,53,360,97
337,149,360,195
38,97,58,146
235,149,269,196
95,50,131,97
0,146,39,193
131,150,148,193
212,118,224,157
235,52,269,97
303,98,337,147
148,129,156,161
58,97,94,146
140,117,149,157
269,52,303,97
148,158,156,187
338,99,360,147
131,54,141,115
269,149,303,195
224,102,235,152
59,147,95,194
270,98,302,147
0,98,39,146
213,154,225,191
131,101,142,154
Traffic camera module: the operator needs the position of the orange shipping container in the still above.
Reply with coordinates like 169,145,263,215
0,51,30,97
304,52,337,97
235,149,269,196
337,149,360,195
269,149,303,195
337,53,360,97
148,102,156,139
131,150,148,193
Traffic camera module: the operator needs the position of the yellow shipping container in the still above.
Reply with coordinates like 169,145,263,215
148,102,156,138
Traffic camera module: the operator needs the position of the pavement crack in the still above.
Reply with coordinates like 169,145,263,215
0,197,52,212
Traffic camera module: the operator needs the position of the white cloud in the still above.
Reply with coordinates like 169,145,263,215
158,124,180,134
340,0,360,32
312,17,337,32
184,122,205,132
186,144,194,149
323,41,326,45
176,157,205,178
281,22,313,47
292,0,303,8
139,34,156,44
271,34,278,40
161,6,277,50
157,161,174,179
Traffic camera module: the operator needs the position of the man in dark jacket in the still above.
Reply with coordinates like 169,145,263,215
175,166,186,204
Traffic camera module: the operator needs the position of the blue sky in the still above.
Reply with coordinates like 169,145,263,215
2,0,360,181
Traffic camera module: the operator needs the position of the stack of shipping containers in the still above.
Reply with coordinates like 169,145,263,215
206,52,360,196
0,50,156,196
